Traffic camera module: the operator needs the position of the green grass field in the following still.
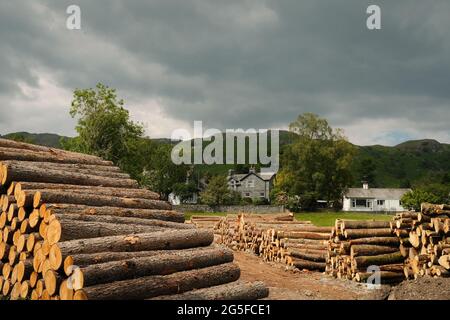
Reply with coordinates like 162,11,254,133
294,212,394,226
185,211,394,226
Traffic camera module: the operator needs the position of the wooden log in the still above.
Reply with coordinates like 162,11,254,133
82,263,240,300
355,271,404,283
53,229,214,256
44,203,184,222
16,182,159,200
0,146,112,166
438,255,450,269
1,163,138,188
276,231,330,240
350,245,400,258
72,246,234,288
352,252,404,269
341,220,391,229
33,191,170,210
151,281,269,300
50,213,192,230
288,249,326,262
46,219,170,245
290,258,326,271
344,228,393,239
2,161,130,179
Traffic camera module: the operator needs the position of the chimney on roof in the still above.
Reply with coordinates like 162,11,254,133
228,169,234,177
249,167,256,174
362,181,369,190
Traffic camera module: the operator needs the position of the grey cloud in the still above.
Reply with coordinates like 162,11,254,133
0,0,449,144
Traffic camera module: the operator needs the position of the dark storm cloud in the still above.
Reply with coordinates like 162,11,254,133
0,0,449,144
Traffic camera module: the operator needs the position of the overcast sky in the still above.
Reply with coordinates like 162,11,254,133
1,1,449,145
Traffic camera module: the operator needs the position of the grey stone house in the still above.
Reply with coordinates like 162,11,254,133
227,168,276,201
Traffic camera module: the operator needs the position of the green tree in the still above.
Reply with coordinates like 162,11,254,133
356,158,377,186
274,113,355,210
401,189,441,211
199,175,237,206
140,143,189,200
172,181,198,203
62,83,144,168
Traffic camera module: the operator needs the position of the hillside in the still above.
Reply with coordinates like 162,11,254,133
1,131,449,188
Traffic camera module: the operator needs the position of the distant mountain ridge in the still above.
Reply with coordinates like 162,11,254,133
1,131,449,188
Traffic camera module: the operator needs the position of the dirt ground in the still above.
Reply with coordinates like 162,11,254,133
387,277,450,300
233,250,392,300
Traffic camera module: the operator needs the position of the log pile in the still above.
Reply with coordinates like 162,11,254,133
326,219,405,283
189,216,223,230
0,138,268,300
215,213,331,271
399,203,450,279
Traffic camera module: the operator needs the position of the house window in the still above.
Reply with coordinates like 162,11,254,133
247,180,254,188
352,199,368,207
377,200,385,206
260,192,265,198
244,192,251,198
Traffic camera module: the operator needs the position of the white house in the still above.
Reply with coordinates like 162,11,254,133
343,182,411,212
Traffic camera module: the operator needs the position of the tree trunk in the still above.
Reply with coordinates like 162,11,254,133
16,182,159,200
290,258,326,271
350,245,400,258
33,191,170,210
82,263,240,300
53,229,214,256
288,249,326,262
52,213,192,229
352,252,404,269
1,163,138,188
341,220,391,229
2,161,129,179
43,203,184,222
46,218,171,245
344,228,393,239
355,271,404,283
151,281,269,300
74,246,234,287
276,231,330,240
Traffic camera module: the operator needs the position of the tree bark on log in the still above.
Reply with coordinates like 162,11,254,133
350,245,400,258
355,271,404,283
74,246,234,287
52,213,192,230
2,161,129,179
0,146,112,166
16,182,159,200
46,218,171,244
344,228,393,239
33,191,171,210
290,258,326,271
44,203,184,222
82,263,240,300
288,249,326,262
54,229,214,256
1,163,138,188
151,281,269,300
276,231,330,240
352,252,404,269
341,220,391,229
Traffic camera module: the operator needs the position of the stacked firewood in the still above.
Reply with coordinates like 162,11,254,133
326,219,405,283
400,203,450,279
189,216,223,230
0,138,268,300
215,213,331,271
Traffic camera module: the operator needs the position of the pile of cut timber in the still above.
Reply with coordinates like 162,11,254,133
0,138,268,300
326,219,405,283
399,203,450,279
190,216,223,230
215,213,331,271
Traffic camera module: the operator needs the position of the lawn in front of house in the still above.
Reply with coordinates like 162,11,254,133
295,212,394,226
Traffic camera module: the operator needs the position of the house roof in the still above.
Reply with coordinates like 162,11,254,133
345,188,411,200
228,172,276,182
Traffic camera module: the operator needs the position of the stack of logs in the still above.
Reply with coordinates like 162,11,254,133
0,138,268,300
326,220,405,283
395,203,450,279
215,213,331,271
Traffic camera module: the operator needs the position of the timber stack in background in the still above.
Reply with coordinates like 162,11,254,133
0,138,269,300
396,203,450,279
326,220,405,283
215,213,331,271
